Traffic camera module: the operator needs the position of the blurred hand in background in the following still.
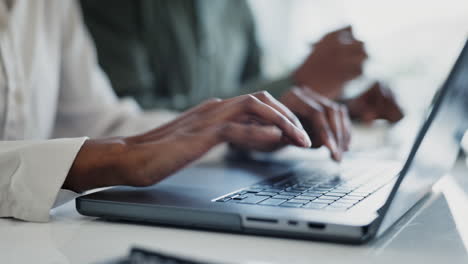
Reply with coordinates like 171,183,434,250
345,82,404,124
293,26,367,99
293,26,404,125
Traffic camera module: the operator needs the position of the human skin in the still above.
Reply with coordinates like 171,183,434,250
64,90,350,193
293,26,404,124
345,81,404,124
293,26,367,99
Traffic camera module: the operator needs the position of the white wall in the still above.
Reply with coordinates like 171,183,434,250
249,0,468,112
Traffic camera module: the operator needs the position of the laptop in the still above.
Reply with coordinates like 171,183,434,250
76,38,468,244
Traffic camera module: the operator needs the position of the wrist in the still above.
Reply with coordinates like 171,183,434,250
63,137,129,192
291,67,304,87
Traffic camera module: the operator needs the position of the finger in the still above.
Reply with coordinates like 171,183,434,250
287,88,342,160
220,95,311,147
341,25,353,33
339,106,352,151
179,98,223,116
252,91,304,129
364,82,404,123
298,89,342,160
300,109,341,161
216,122,286,152
324,104,346,155
377,85,405,123
292,87,324,110
339,42,366,57
313,113,342,161
328,25,353,38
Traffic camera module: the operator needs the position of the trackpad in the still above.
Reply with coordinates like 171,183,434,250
158,160,293,191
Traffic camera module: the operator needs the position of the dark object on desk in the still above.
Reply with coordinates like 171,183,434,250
104,247,214,264
77,38,468,244
127,247,211,264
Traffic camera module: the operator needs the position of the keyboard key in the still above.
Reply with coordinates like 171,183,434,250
232,195,248,200
262,188,283,193
331,201,355,206
336,187,357,193
288,199,309,204
285,187,303,192
324,192,345,197
296,183,315,188
317,184,337,189
295,195,317,201
340,197,362,202
281,191,302,196
305,191,326,196
301,193,321,197
274,195,294,199
329,190,351,194
345,194,367,199
333,186,353,191
245,188,264,193
318,196,338,200
237,196,269,204
280,202,303,208
310,199,333,204
259,198,288,206
291,187,309,191
349,191,370,197
313,187,333,192
256,192,278,196
216,197,231,202
308,189,329,194
302,203,327,209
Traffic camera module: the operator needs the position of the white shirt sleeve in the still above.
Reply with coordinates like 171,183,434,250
0,138,87,222
0,1,177,222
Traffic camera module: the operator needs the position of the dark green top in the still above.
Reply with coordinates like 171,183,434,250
80,0,292,111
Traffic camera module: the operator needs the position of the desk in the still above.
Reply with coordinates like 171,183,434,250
1,150,468,264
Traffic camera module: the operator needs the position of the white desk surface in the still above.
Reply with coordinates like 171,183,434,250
2,145,468,264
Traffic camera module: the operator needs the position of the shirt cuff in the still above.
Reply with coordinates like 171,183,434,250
0,137,87,222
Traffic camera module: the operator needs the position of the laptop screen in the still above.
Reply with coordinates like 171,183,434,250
376,37,468,236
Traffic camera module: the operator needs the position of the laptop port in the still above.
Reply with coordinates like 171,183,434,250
246,217,278,224
288,220,298,226
307,222,326,230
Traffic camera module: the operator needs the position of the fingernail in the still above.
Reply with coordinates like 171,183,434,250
302,132,312,148
329,137,341,161
334,150,342,162
294,127,311,147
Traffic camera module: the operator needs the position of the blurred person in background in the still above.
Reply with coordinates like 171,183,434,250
81,0,404,125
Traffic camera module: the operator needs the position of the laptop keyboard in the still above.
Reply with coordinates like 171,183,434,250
215,162,398,211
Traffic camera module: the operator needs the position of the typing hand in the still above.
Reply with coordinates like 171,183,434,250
64,91,311,192
293,26,367,99
281,87,352,161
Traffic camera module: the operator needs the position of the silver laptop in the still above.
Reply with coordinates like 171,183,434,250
76,38,468,244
